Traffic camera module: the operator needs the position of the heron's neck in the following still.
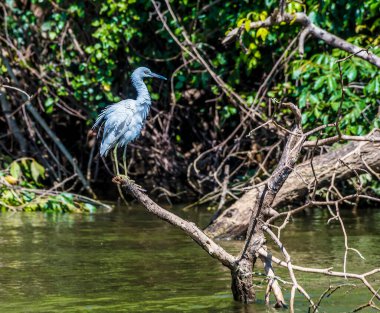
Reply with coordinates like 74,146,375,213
132,76,151,108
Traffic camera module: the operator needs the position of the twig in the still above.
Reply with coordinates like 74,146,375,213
258,248,380,301
263,225,317,312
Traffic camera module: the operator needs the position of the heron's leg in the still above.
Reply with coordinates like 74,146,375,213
117,146,143,189
122,145,128,176
113,145,120,176
115,145,130,180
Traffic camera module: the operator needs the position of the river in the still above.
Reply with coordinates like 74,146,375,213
0,205,379,312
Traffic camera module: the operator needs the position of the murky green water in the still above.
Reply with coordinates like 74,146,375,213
0,206,379,312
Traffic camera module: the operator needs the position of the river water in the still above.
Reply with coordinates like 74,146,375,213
0,205,379,312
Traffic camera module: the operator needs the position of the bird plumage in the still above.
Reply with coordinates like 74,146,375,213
93,67,166,157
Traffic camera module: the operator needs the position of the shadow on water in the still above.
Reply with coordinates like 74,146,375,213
0,205,379,312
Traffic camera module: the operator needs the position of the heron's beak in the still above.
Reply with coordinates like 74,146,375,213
150,72,167,80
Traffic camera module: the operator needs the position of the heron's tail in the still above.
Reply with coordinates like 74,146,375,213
100,143,110,157
92,106,111,131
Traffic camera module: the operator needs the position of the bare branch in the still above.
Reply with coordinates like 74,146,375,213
258,248,380,301
263,225,317,312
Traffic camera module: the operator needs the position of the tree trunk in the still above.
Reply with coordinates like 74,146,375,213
205,140,380,239
231,104,304,303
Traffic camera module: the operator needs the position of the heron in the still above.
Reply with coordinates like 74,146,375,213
92,66,166,180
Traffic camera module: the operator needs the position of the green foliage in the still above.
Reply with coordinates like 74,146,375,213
4,0,378,130
235,1,380,136
287,50,380,135
0,159,97,213
1,0,379,191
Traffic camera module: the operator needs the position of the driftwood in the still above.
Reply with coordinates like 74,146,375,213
205,140,380,239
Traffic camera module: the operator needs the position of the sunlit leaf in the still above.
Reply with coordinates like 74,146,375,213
256,28,269,41
4,176,18,185
10,162,21,179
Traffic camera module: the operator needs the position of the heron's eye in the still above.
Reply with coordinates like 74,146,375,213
144,70,149,74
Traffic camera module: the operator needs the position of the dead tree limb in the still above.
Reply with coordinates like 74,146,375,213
113,174,291,306
205,140,380,239
231,103,305,304
223,12,380,69
113,105,378,308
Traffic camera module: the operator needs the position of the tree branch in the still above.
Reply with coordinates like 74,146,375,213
112,176,236,269
223,12,380,68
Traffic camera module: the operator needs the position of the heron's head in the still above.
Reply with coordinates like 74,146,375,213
132,67,167,81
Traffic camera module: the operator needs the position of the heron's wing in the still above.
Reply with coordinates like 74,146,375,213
98,100,136,156
93,99,131,126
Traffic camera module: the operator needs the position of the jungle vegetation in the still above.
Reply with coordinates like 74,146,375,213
0,0,379,209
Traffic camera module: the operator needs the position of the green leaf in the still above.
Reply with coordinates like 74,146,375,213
10,162,21,179
309,94,319,104
237,18,246,27
346,65,357,81
327,77,337,92
256,28,269,41
30,160,45,183
48,31,57,40
314,77,326,89
301,112,309,124
245,20,251,32
331,102,340,112
314,107,321,118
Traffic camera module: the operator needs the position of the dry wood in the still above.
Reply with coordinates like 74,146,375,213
205,140,380,239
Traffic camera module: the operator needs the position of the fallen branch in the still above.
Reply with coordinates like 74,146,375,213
205,140,380,239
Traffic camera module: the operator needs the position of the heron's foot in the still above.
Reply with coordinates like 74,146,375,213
112,175,146,192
